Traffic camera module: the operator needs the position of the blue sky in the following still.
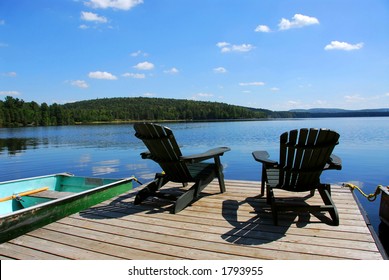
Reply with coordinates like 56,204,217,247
1,0,389,111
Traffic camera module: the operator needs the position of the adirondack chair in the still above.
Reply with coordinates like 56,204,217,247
133,123,230,213
252,128,342,225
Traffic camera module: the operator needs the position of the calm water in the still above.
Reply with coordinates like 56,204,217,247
1,117,388,253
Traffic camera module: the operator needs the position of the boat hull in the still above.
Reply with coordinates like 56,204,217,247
0,173,134,243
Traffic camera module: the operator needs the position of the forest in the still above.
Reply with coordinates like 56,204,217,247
2,96,387,128
0,96,274,127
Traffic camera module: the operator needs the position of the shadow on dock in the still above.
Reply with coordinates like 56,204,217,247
221,195,336,245
79,192,142,219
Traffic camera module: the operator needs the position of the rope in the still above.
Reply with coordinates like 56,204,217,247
342,183,386,202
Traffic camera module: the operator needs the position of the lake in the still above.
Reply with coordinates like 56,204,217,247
1,117,388,253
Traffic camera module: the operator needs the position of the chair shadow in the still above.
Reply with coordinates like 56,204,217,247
221,195,334,245
78,186,188,219
79,185,217,219
79,191,145,220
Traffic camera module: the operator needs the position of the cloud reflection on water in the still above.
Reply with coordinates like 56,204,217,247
92,159,120,176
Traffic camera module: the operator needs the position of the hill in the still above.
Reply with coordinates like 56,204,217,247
289,108,389,118
290,108,350,113
1,96,388,128
0,96,270,127
62,97,270,122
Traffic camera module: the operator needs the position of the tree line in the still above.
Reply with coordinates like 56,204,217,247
2,96,387,128
0,96,272,127
0,96,69,127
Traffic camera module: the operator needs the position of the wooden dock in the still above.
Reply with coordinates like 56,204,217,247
0,180,386,260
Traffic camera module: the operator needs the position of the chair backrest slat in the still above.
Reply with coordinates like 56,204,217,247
134,123,192,181
278,128,339,191
298,129,321,187
283,129,298,187
279,132,288,186
290,128,309,186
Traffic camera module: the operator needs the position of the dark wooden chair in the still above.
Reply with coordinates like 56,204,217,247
252,128,342,225
133,123,230,213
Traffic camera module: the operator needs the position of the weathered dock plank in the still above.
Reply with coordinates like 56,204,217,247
0,180,385,260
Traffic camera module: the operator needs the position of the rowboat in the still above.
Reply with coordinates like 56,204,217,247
0,173,135,243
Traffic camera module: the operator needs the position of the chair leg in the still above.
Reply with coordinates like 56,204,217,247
260,165,266,197
134,174,168,205
173,172,216,213
266,187,278,225
271,197,278,226
173,180,205,214
214,156,226,193
318,184,339,226
173,184,197,214
266,183,272,205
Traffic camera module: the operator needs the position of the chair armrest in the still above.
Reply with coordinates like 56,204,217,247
181,147,230,163
140,151,152,159
252,151,278,166
325,154,342,170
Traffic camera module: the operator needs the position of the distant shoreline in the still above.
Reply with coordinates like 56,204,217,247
1,96,389,128
3,115,389,128
72,115,389,126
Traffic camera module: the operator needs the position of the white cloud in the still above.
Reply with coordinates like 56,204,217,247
239,82,265,86
164,67,179,74
130,50,148,57
324,41,364,51
287,100,301,106
270,87,280,92
143,92,154,97
233,44,254,52
286,100,330,110
255,25,271,33
216,42,229,48
0,91,20,96
278,14,319,30
213,67,227,73
88,71,117,80
342,93,389,107
298,83,313,89
81,11,108,23
191,92,214,100
344,94,366,103
313,100,328,106
2,72,17,77
86,0,143,10
71,80,89,88
134,61,154,70
216,42,254,53
122,73,146,79
197,93,213,97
